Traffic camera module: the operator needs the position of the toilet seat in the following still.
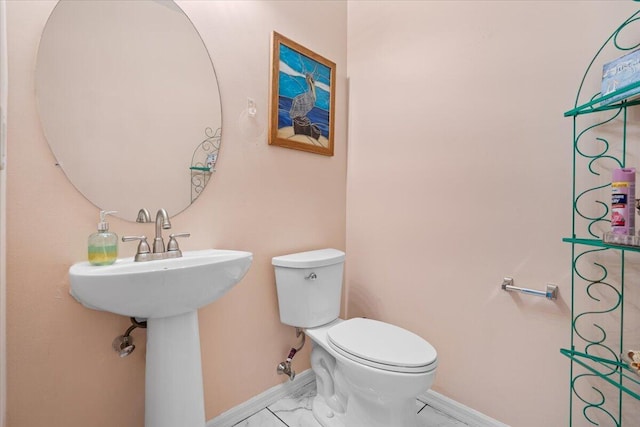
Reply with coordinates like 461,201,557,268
327,318,437,374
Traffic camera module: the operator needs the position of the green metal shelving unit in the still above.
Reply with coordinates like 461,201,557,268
563,9,640,426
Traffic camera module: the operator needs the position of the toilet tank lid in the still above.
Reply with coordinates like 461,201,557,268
272,249,345,268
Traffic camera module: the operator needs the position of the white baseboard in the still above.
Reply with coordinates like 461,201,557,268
418,390,510,427
207,369,315,427
207,370,509,427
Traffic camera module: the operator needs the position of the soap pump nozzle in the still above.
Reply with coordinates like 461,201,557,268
97,210,117,232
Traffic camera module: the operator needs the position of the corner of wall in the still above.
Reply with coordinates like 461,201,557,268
0,0,7,423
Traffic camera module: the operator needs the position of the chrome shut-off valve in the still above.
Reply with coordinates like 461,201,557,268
276,327,305,381
112,317,147,358
277,359,296,380
112,334,135,358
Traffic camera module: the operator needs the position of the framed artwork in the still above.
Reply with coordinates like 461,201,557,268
269,32,336,156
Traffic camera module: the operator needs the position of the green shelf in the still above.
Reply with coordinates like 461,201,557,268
564,80,640,117
189,166,212,172
562,237,640,253
560,348,640,400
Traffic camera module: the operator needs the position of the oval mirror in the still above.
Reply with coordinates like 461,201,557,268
36,0,222,221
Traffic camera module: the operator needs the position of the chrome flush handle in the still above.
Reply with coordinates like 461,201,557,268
305,272,317,280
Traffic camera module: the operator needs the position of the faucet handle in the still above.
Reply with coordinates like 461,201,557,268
166,233,190,258
122,235,152,262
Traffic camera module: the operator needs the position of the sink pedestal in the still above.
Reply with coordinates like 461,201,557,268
146,311,205,427
69,249,253,426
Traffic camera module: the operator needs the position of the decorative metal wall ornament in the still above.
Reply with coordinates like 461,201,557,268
190,127,220,203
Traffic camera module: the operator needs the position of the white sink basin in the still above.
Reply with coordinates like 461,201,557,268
69,248,252,427
69,249,252,319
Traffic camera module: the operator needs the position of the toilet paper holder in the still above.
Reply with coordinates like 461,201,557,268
501,277,558,300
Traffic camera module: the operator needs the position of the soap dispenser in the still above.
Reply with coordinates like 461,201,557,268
88,210,118,266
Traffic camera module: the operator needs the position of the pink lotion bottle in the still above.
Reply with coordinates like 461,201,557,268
611,167,636,235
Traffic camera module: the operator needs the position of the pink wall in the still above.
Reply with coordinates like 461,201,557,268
6,1,346,426
346,2,639,426
7,1,640,426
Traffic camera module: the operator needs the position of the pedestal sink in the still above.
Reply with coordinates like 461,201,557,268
69,249,253,427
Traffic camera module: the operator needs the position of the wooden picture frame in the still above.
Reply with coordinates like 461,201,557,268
269,32,336,156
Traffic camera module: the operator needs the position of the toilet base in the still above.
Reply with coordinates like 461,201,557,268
310,342,347,427
309,337,429,427
312,394,345,427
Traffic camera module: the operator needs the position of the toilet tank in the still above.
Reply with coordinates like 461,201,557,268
272,249,345,328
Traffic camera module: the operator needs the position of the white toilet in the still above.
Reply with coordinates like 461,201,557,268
272,249,438,427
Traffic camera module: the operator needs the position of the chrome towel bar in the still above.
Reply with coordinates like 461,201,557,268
501,277,558,300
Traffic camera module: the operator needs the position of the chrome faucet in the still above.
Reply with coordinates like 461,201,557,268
153,208,172,255
122,208,190,261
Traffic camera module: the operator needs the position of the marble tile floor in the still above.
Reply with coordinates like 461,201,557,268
232,386,468,427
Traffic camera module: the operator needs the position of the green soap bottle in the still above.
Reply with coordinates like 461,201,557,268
88,210,118,266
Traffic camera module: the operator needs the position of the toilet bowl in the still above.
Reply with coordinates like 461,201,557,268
272,249,438,427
